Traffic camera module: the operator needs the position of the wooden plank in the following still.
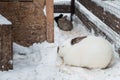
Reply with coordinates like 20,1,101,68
0,25,12,71
0,0,10,1
0,0,32,2
75,8,112,42
54,5,71,13
19,0,32,2
0,26,2,70
14,29,46,46
70,0,75,21
78,0,120,34
46,0,54,42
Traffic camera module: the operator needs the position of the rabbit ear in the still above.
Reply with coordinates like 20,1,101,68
71,36,87,45
59,14,63,17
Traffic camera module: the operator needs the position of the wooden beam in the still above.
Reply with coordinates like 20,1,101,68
78,0,120,34
46,0,54,42
70,0,75,21
0,0,32,2
0,25,13,71
0,26,2,68
75,8,113,42
54,5,71,13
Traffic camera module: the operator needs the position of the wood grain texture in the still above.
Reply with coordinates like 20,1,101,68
75,8,113,43
46,0,54,42
0,25,13,71
0,0,47,46
0,26,2,68
54,5,71,13
0,0,32,2
78,0,120,34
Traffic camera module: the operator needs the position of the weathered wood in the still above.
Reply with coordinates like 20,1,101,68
70,0,75,21
13,29,46,46
46,0,54,42
54,5,71,13
0,0,47,46
0,25,13,71
0,0,32,2
0,27,2,68
78,0,120,34
19,0,32,2
54,0,75,21
75,8,112,42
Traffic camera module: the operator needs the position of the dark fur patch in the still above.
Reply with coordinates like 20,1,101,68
54,14,63,24
71,36,87,45
57,46,59,53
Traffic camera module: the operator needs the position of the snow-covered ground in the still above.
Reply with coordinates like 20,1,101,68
0,14,120,80
54,0,71,5
0,0,120,80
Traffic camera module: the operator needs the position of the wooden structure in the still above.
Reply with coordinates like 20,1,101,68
54,0,120,53
78,0,120,34
0,0,54,46
0,0,120,71
0,0,32,2
76,0,120,52
0,0,54,71
0,15,13,71
46,0,54,42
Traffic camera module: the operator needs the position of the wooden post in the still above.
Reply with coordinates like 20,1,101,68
0,0,33,2
46,0,54,42
0,26,2,69
0,25,13,71
71,0,75,21
0,15,12,71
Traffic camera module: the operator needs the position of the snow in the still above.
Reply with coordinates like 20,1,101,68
54,0,71,5
0,14,12,25
0,1,120,80
0,14,119,80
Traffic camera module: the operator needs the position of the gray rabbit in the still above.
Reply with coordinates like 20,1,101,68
58,15,73,31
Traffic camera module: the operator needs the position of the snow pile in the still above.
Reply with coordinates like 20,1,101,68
0,1,120,79
0,14,120,80
54,0,71,5
0,14,12,25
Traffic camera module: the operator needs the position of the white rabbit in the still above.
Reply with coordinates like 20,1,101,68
58,36,114,69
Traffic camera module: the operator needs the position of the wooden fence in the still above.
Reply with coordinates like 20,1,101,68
54,0,120,53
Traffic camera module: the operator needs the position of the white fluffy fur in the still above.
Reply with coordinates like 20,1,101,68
58,36,114,69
